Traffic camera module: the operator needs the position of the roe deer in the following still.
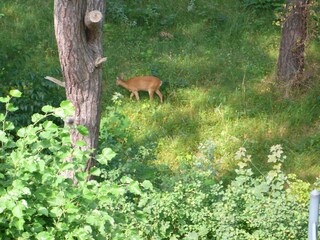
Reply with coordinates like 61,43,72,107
116,75,163,103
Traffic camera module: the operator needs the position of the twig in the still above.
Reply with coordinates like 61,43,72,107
45,76,65,88
95,57,107,68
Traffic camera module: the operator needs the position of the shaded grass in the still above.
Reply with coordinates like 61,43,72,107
103,0,320,181
0,1,63,125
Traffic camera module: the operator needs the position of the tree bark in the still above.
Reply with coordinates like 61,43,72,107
53,0,106,175
277,0,308,84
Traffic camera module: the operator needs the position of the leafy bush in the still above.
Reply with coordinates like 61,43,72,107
99,93,131,153
0,91,310,239
127,146,309,239
0,91,147,239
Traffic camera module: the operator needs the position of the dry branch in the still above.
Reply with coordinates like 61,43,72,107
45,76,66,87
95,56,107,68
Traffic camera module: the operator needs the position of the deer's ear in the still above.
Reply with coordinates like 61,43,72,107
116,76,119,80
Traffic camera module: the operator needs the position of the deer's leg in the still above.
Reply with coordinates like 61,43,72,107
133,91,140,101
148,90,155,101
155,89,163,103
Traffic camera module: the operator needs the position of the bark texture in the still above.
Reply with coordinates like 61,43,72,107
53,0,106,174
277,0,308,83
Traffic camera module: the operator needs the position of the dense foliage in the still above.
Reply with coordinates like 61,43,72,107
0,92,310,239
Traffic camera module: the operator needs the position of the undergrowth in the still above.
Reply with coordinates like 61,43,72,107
0,91,311,239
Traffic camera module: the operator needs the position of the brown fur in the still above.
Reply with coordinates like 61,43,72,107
116,76,163,103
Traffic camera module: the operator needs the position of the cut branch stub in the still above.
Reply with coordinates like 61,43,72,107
85,10,103,30
85,10,103,44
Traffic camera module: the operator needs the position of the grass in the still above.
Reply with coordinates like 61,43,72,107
1,0,320,182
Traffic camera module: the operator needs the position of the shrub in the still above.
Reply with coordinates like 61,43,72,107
0,91,310,239
0,91,146,239
126,146,308,239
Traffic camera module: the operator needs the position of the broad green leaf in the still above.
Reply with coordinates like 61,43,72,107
36,231,54,240
82,188,95,201
12,179,25,189
96,148,116,165
55,222,69,231
109,185,126,197
12,204,24,218
22,187,31,195
121,176,133,184
77,125,89,136
61,163,75,171
0,130,8,143
142,180,153,190
30,222,43,234
128,181,142,195
4,197,15,210
104,213,115,226
50,207,63,217
37,159,46,172
198,226,209,237
0,113,5,121
65,203,79,214
0,204,6,213
128,234,143,240
76,140,87,147
9,89,22,98
25,162,38,173
86,210,101,226
39,131,52,140
48,192,65,206
42,105,54,113
4,121,14,130
17,128,27,137
253,182,269,196
61,135,72,145
13,218,25,231
75,171,87,181
185,232,199,240
6,103,18,112
90,167,101,176
37,207,49,216
60,100,73,109
75,225,93,239
86,216,99,226
53,108,65,118
0,96,10,103
60,100,74,116
31,113,45,123
43,120,58,131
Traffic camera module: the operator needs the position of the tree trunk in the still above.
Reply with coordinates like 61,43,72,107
53,0,106,176
277,0,308,83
